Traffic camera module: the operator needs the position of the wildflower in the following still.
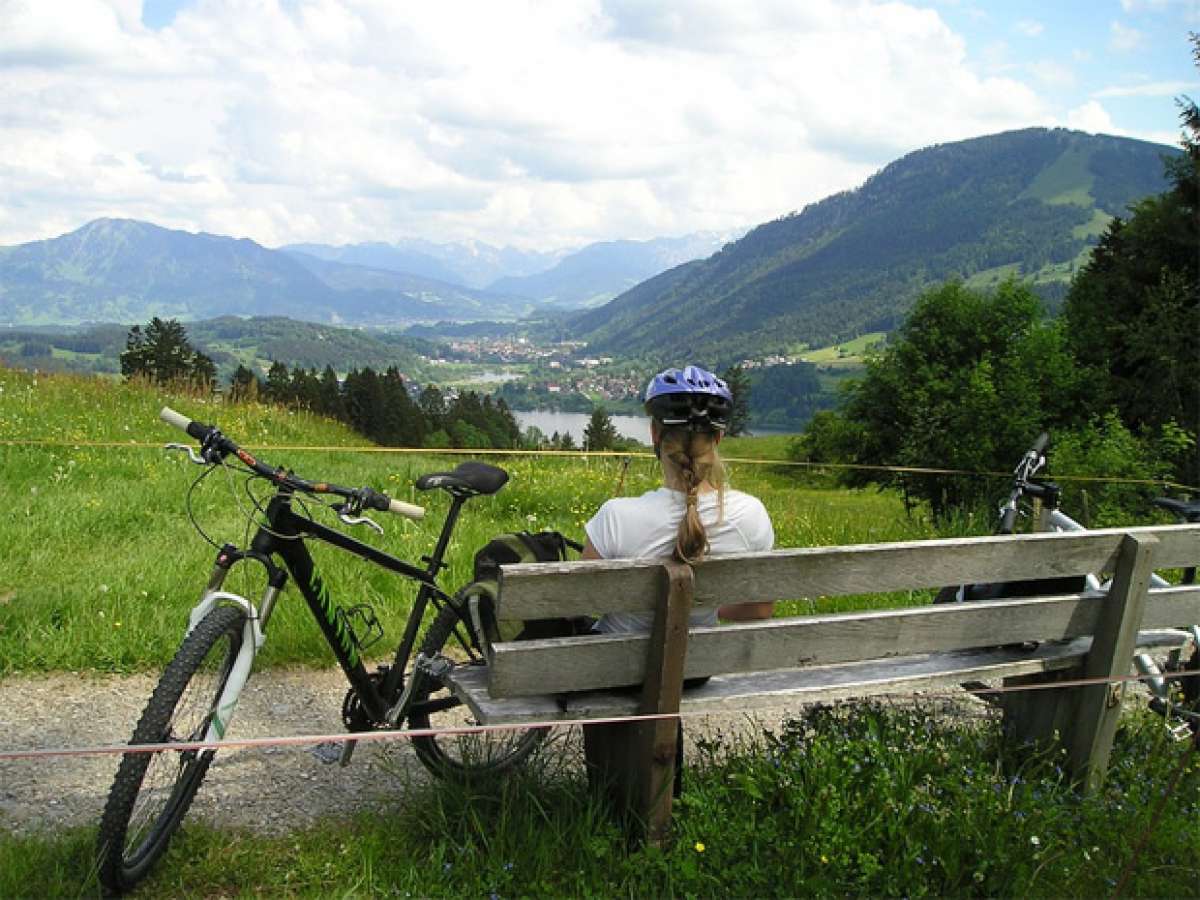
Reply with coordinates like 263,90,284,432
1030,836,1041,847
694,842,705,853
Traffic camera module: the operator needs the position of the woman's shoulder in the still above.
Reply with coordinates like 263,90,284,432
723,488,769,517
595,488,676,518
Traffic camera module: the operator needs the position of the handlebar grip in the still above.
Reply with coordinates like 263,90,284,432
388,498,425,520
160,406,208,441
999,506,1018,534
1031,432,1050,456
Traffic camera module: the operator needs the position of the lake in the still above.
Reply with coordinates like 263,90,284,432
513,410,797,445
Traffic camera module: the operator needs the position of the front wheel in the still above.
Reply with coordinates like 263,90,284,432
408,602,547,780
96,605,247,895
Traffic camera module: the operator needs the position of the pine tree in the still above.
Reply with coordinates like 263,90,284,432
318,366,345,420
120,317,201,384
228,365,260,403
721,364,752,436
583,406,619,451
264,361,292,405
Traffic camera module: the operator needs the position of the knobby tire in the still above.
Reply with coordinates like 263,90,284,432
96,605,246,895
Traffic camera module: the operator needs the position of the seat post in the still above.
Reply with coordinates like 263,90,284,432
424,493,468,577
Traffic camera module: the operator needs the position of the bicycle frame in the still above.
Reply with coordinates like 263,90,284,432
1039,506,1170,591
190,483,474,742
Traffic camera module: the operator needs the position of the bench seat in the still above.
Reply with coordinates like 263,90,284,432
446,628,1189,725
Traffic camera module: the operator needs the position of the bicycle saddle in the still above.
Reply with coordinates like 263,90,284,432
415,461,509,496
1153,497,1200,523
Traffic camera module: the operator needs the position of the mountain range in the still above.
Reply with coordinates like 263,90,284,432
570,127,1180,362
0,219,726,328
0,219,539,327
282,231,736,309
279,238,564,290
0,128,1181,355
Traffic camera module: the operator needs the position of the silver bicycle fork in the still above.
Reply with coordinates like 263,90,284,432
184,569,282,743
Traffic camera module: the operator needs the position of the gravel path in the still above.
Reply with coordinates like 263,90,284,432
0,668,804,839
0,669,439,837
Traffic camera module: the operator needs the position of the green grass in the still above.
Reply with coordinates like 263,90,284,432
1018,146,1095,207
2,705,1196,898
0,368,945,674
798,332,887,365
965,262,1023,289
720,433,794,460
1072,208,1113,240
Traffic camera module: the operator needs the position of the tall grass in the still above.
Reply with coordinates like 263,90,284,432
0,368,945,674
1,705,1195,897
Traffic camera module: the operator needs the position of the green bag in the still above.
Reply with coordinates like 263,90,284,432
458,531,591,654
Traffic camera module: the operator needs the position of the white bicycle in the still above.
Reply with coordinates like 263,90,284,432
935,433,1200,738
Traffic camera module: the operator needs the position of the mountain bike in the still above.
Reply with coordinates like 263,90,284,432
96,407,547,894
935,433,1200,738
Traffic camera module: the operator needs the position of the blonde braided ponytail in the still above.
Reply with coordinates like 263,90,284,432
660,427,725,563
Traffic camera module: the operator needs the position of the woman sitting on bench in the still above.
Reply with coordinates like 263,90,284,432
580,364,775,628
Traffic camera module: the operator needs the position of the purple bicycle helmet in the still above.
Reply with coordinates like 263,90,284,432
644,365,733,432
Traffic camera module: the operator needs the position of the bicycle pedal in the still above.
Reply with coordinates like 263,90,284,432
309,741,344,765
339,738,357,767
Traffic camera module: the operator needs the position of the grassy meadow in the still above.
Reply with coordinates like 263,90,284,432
2,367,1197,898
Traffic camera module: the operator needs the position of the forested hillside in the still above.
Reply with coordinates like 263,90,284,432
572,128,1179,363
794,82,1199,517
0,316,440,380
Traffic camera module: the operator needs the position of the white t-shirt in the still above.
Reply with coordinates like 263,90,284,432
584,487,774,633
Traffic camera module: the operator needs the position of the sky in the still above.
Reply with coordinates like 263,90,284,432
1,0,1198,252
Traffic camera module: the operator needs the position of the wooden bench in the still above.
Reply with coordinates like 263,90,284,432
447,524,1200,842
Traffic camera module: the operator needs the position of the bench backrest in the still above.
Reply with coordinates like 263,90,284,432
490,524,1200,697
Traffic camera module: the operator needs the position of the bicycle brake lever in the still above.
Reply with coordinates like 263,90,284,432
338,512,385,535
165,442,207,465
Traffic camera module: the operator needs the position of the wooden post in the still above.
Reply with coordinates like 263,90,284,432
583,559,693,845
1065,532,1157,792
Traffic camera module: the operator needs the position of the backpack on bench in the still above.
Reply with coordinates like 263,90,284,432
457,531,592,657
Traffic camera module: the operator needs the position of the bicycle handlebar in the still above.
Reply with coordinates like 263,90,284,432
159,406,425,521
996,432,1052,534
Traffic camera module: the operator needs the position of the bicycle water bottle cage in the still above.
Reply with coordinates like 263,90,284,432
415,462,509,497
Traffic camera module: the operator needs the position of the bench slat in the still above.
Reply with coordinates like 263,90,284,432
497,524,1200,620
449,630,1190,724
488,585,1200,697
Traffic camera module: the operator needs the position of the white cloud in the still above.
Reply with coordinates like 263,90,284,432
1066,100,1118,134
1015,19,1044,37
0,0,1055,249
1064,99,1179,146
1109,21,1147,52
